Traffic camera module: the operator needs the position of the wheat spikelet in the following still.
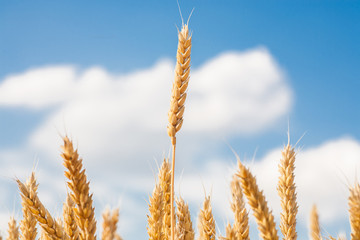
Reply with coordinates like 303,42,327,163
175,197,194,240
197,196,216,240
20,172,38,240
167,23,191,145
101,208,121,240
219,223,236,240
310,205,322,240
158,159,172,240
63,195,79,240
147,184,164,240
16,175,66,240
236,160,278,240
61,136,96,240
277,144,298,240
349,182,360,240
7,217,20,240
230,176,250,240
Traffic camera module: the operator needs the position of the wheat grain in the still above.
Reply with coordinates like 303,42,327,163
310,205,321,240
197,196,216,240
231,175,250,240
236,160,278,240
61,136,96,240
349,182,360,240
277,144,298,240
63,195,79,240
16,175,66,240
7,217,20,240
147,184,164,240
20,172,38,240
175,197,194,240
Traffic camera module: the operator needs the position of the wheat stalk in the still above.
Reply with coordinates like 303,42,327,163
277,144,298,240
147,183,164,240
20,172,38,240
349,182,360,240
61,136,97,240
16,174,66,240
63,195,79,240
231,175,250,240
167,23,192,240
236,160,278,240
7,217,20,240
158,159,172,240
310,205,321,240
197,196,216,240
101,208,121,240
175,197,194,240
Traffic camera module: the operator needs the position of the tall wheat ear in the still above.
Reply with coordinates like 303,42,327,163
61,136,96,240
147,183,164,240
175,197,194,240
63,194,79,240
310,205,322,240
167,22,192,240
20,172,38,240
16,172,66,240
236,159,278,240
7,217,20,240
197,195,216,240
349,182,360,240
231,175,250,240
277,144,298,240
101,208,122,240
158,158,172,240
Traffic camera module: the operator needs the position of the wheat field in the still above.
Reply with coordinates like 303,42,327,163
0,22,359,240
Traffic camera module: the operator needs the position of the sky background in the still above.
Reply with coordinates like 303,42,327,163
0,1,359,239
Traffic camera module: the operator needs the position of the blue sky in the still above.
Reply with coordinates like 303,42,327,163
0,1,359,239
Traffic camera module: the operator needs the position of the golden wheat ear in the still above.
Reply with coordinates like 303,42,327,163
7,217,20,240
236,160,279,240
219,223,236,240
63,194,79,240
175,197,194,240
277,144,298,240
349,182,360,240
61,136,96,240
20,172,38,240
101,208,122,240
310,205,322,240
166,22,192,240
230,175,250,240
147,183,164,240
16,173,66,240
158,158,172,240
197,195,216,240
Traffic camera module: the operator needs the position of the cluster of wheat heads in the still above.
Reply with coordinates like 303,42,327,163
4,137,123,240
146,23,360,240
